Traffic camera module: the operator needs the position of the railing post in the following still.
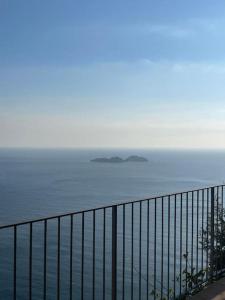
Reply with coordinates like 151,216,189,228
210,187,215,281
112,206,117,300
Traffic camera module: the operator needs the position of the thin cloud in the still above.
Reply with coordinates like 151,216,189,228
145,24,194,39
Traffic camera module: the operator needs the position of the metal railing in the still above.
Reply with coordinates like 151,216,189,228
0,184,224,299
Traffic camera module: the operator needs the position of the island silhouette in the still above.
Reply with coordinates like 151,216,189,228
91,155,148,163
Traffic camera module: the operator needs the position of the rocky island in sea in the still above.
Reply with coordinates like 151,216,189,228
91,155,148,163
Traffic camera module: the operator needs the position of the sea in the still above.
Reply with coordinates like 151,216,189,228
0,148,225,299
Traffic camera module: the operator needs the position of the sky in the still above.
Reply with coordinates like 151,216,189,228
1,0,225,148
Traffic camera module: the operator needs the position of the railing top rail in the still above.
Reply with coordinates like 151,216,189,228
0,184,224,230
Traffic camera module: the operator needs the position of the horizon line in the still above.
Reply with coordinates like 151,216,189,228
0,146,225,151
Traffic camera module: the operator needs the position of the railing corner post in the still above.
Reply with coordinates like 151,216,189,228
112,206,117,300
210,187,215,281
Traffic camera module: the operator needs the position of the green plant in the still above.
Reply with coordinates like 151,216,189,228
150,287,186,300
149,194,225,299
201,197,225,274
182,253,207,296
150,287,174,300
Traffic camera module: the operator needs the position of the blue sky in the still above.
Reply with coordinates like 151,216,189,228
1,0,225,148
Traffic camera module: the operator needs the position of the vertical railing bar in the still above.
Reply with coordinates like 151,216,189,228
185,192,188,294
139,202,142,300
173,195,177,299
43,220,47,300
93,210,96,300
191,191,194,279
196,190,199,273
222,185,224,211
103,208,106,300
210,187,215,281
179,193,183,297
122,205,125,300
201,190,204,281
161,197,164,299
14,225,17,300
206,188,209,281
81,212,84,300
57,217,61,300
167,195,171,300
216,187,219,278
154,198,157,300
70,215,73,300
221,187,224,276
147,200,149,300
29,223,33,300
131,203,134,300
112,206,117,300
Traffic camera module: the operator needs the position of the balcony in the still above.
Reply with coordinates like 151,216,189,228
0,185,224,299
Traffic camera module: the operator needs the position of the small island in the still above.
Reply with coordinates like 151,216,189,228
125,155,148,162
91,155,148,163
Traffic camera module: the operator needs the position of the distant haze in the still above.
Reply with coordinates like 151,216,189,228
1,1,225,149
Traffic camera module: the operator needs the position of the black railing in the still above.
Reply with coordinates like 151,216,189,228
0,184,224,299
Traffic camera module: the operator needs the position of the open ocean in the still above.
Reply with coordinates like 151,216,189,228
0,148,224,225
0,148,225,299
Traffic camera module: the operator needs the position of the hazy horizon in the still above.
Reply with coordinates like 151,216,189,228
1,146,225,152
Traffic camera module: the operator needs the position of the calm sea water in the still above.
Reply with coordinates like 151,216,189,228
0,148,224,225
0,149,225,299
